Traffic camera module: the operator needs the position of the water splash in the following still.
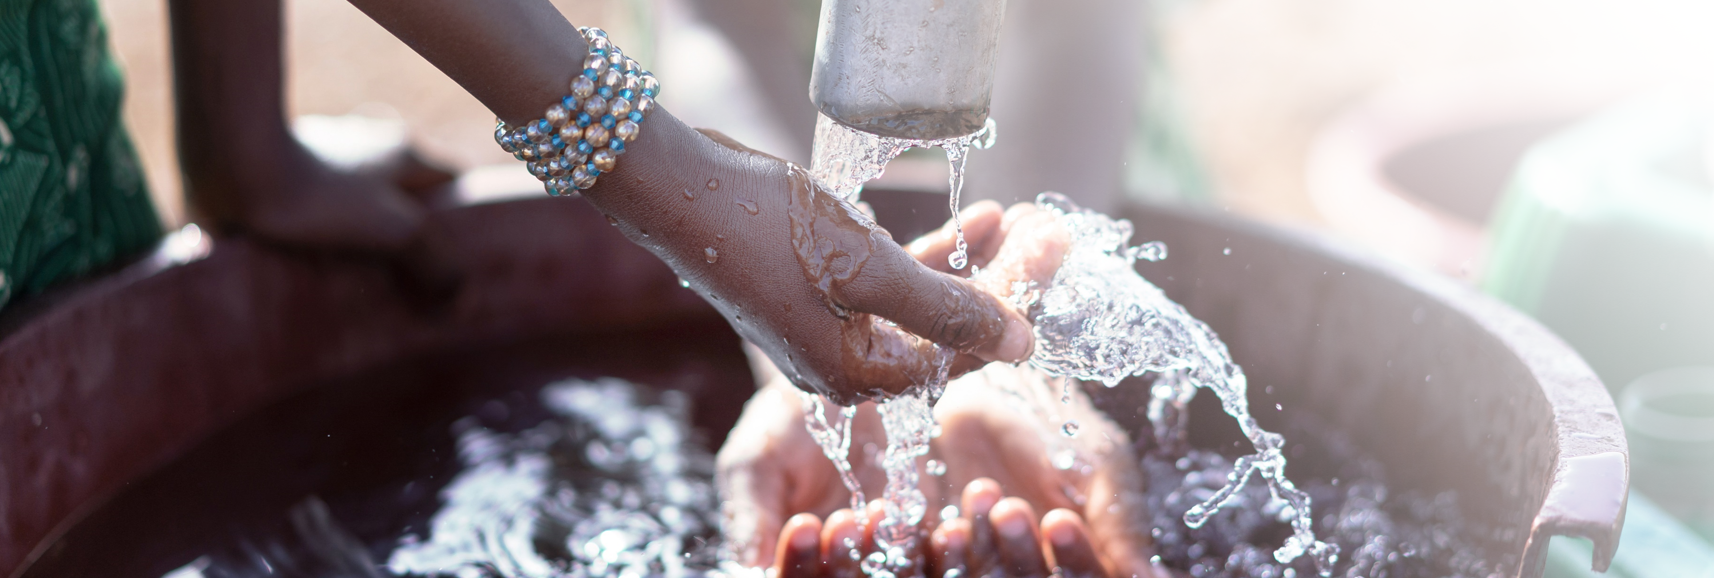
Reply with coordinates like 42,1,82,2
1021,192,1338,574
387,378,718,578
809,113,996,270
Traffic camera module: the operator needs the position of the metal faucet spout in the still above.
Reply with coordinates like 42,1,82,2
810,0,1008,140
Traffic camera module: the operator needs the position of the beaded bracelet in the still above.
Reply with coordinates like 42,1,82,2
494,27,660,196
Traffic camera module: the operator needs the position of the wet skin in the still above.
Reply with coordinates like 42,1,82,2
719,205,1158,578
332,0,1032,403
770,483,1132,578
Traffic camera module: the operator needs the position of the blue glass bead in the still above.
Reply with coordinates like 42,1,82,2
536,119,552,134
562,96,578,110
597,86,613,99
577,112,592,127
584,69,599,80
577,140,594,154
619,89,635,101
629,111,643,123
601,114,616,129
591,28,607,38
551,135,564,148
586,163,601,177
609,138,625,152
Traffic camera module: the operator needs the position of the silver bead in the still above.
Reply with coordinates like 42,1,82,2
499,132,518,153
615,119,640,142
584,54,607,73
635,95,656,116
549,156,570,176
494,124,509,145
525,121,546,143
583,124,611,146
589,35,611,54
558,124,581,142
530,162,551,181
624,58,642,74
605,51,623,69
519,145,538,161
536,142,557,158
608,97,633,118
583,95,609,117
600,68,622,89
639,75,660,96
622,74,640,94
592,148,618,173
570,75,596,100
546,104,570,127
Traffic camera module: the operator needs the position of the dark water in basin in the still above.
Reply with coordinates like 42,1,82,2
22,324,1504,578
19,324,752,578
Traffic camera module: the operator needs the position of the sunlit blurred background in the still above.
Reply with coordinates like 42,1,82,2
98,0,1714,574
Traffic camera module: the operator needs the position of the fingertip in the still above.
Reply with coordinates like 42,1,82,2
930,518,972,578
991,498,1037,540
990,497,1049,576
821,509,864,578
1040,509,1084,547
1041,509,1109,578
775,514,825,578
939,517,972,551
787,513,824,549
982,314,1034,363
962,478,1003,517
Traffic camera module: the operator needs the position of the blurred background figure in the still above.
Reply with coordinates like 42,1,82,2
91,0,1714,574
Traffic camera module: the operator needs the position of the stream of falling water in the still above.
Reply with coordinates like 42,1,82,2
810,113,997,270
802,110,1337,577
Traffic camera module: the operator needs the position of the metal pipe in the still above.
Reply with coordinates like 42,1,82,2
809,0,1007,140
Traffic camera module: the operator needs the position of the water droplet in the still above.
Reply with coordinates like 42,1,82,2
735,197,759,215
1222,247,1232,255
1052,449,1077,470
705,178,720,191
925,459,946,476
606,215,620,226
948,249,968,270
678,278,690,288
1275,403,1283,411
1130,241,1168,262
939,505,959,521
1061,420,1080,437
704,247,718,263
683,188,697,200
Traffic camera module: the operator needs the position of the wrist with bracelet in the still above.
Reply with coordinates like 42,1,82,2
493,27,660,196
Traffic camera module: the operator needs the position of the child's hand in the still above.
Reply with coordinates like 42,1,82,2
585,124,1040,406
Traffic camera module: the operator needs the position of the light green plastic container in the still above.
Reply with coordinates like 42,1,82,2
1485,90,1714,575
1483,90,1714,392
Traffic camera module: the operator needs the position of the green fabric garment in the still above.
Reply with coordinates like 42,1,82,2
0,0,161,310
